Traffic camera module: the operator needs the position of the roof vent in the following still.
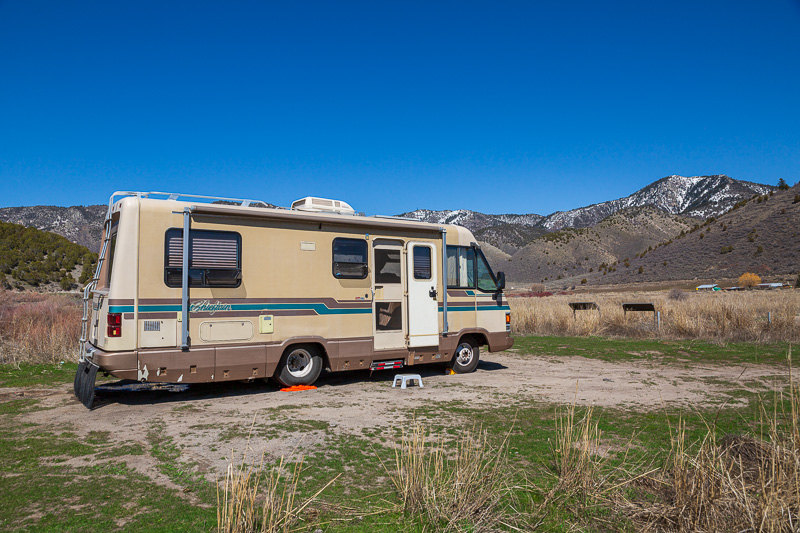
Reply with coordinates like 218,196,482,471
291,197,355,214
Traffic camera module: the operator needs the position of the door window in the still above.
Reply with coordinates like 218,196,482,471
413,246,432,280
375,248,401,284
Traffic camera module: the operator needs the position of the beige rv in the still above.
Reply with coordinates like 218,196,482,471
74,192,514,408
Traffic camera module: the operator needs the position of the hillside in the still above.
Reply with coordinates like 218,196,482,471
0,199,279,253
0,205,106,251
0,221,98,291
501,207,695,284
596,184,800,285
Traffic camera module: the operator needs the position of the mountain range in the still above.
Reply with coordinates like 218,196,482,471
0,174,793,288
399,175,774,254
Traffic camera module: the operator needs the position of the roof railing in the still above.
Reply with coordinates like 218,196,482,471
106,191,274,209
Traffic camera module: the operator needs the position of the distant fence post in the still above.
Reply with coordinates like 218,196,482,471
768,311,772,327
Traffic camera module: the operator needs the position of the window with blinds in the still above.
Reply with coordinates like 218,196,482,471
164,229,241,288
413,246,432,280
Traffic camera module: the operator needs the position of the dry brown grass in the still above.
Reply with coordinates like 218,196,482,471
617,357,800,531
384,421,522,532
546,353,800,531
217,442,339,533
510,289,800,343
0,289,81,364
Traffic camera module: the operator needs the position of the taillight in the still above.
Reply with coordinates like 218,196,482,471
505,313,511,332
107,313,122,338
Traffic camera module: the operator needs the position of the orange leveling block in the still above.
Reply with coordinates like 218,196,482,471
280,385,318,392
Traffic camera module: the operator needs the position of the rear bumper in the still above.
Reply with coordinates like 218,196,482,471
84,344,139,380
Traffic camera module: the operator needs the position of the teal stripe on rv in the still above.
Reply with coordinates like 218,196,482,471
437,305,510,312
108,303,371,315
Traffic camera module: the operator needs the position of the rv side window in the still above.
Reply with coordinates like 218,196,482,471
413,246,432,280
332,238,368,279
446,246,475,289
104,227,118,289
164,229,241,288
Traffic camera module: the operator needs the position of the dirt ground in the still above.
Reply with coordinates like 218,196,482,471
8,349,786,483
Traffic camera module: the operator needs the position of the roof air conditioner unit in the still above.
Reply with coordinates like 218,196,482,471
291,197,355,214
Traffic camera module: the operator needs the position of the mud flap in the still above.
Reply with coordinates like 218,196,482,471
74,360,85,397
74,360,99,409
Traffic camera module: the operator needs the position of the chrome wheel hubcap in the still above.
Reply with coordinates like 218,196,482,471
287,350,313,378
456,344,474,366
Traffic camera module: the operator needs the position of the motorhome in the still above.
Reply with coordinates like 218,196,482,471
74,192,514,408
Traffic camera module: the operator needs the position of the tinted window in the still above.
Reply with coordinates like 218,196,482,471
333,238,368,279
165,228,241,288
413,246,431,280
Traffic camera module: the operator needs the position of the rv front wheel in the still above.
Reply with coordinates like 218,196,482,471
276,345,323,387
449,338,480,374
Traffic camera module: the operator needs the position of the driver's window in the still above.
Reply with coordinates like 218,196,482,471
477,251,498,292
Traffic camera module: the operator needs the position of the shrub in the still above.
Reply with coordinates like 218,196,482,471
668,288,687,301
580,278,587,284
59,276,73,291
739,272,761,288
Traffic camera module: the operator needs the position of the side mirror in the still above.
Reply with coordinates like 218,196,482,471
496,271,506,291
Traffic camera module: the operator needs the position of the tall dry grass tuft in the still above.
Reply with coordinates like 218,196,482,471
618,347,800,531
385,421,516,532
509,290,800,343
0,290,81,364
217,444,339,533
550,397,607,501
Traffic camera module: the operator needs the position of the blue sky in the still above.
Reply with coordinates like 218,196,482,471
1,1,798,215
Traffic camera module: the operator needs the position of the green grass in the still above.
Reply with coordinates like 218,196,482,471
0,362,79,388
511,335,791,366
0,335,795,531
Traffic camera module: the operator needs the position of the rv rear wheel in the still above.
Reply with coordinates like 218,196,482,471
275,345,323,387
449,338,480,374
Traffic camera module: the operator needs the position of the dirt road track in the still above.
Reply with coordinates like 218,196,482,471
9,350,784,479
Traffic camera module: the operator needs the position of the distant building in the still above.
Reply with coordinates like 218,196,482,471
757,282,789,290
724,286,745,291
696,284,720,291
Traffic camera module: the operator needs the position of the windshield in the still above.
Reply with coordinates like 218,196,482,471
476,248,499,292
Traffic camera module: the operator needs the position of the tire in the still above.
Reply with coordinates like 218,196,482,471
275,344,323,387
449,337,480,374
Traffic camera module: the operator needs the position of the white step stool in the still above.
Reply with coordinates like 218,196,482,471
392,373,424,389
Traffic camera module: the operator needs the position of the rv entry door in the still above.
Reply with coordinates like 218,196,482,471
372,240,405,350
407,242,439,347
